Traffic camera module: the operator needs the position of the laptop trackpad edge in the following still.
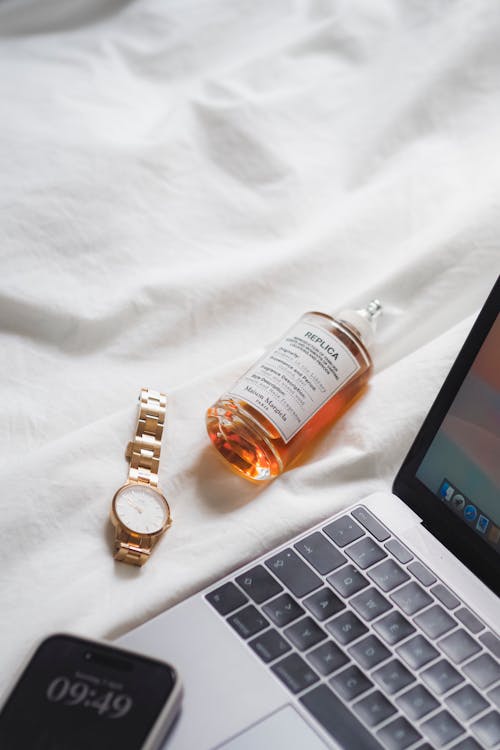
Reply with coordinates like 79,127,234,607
213,705,329,750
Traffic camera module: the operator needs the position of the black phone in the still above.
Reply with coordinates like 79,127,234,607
0,633,182,750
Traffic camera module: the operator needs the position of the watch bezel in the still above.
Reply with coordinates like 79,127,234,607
111,482,172,538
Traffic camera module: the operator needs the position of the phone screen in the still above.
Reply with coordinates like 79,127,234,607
0,635,177,750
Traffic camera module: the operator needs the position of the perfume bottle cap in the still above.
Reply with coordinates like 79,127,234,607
336,299,382,348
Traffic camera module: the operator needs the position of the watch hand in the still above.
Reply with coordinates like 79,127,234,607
127,498,143,514
132,506,143,514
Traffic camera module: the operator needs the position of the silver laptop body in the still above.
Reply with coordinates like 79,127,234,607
120,280,500,750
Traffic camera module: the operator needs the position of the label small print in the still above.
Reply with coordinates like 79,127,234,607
228,320,360,442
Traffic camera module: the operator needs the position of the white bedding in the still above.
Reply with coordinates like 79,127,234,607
0,0,498,694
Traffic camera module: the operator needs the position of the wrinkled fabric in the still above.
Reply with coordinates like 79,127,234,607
0,0,498,693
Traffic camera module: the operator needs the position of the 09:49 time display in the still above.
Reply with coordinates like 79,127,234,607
46,676,133,718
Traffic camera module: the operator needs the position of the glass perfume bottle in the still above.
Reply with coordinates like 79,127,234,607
206,300,382,481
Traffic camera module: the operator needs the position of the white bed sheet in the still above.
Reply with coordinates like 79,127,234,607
0,0,498,694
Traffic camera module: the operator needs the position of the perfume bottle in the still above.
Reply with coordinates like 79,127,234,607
206,299,382,481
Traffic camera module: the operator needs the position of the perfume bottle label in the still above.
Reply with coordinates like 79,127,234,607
228,320,360,443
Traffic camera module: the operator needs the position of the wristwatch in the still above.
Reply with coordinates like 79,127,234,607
110,388,172,566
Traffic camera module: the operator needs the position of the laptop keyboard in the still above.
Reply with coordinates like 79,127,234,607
206,506,500,750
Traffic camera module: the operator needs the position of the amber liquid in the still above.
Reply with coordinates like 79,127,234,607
206,312,372,481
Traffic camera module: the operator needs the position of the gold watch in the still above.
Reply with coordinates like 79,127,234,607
110,388,172,566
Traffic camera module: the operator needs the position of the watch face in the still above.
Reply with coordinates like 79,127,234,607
114,485,168,535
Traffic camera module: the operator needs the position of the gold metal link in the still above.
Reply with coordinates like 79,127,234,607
129,463,159,486
130,451,160,469
130,453,155,472
114,540,152,566
137,416,162,438
128,438,161,461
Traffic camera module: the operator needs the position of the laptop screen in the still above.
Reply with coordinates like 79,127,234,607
415,314,500,555
394,277,499,594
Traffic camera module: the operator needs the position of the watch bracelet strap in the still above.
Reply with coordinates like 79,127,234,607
127,388,167,488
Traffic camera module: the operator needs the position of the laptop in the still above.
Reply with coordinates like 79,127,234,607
119,278,500,750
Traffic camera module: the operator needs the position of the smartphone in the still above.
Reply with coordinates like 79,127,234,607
0,633,182,750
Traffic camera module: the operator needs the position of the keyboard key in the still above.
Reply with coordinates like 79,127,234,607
351,507,390,541
271,653,319,694
348,634,390,669
345,538,387,569
451,739,483,750
266,549,321,597
324,516,365,547
284,616,326,651
488,684,500,709
455,607,484,634
480,631,500,659
397,684,439,720
396,634,439,669
368,559,409,592
249,628,291,663
438,629,481,664
235,565,283,603
330,664,373,700
228,605,269,639
303,587,344,621
413,605,456,639
295,532,346,574
463,653,500,689
408,561,436,586
327,564,369,598
372,658,415,694
353,689,397,727
431,583,460,609
385,538,413,563
326,611,368,645
445,684,488,721
470,711,500,748
373,611,415,645
263,593,304,627
206,582,247,615
391,582,432,615
376,717,421,750
421,710,464,747
421,659,464,695
307,640,348,676
350,587,391,621
301,685,384,750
